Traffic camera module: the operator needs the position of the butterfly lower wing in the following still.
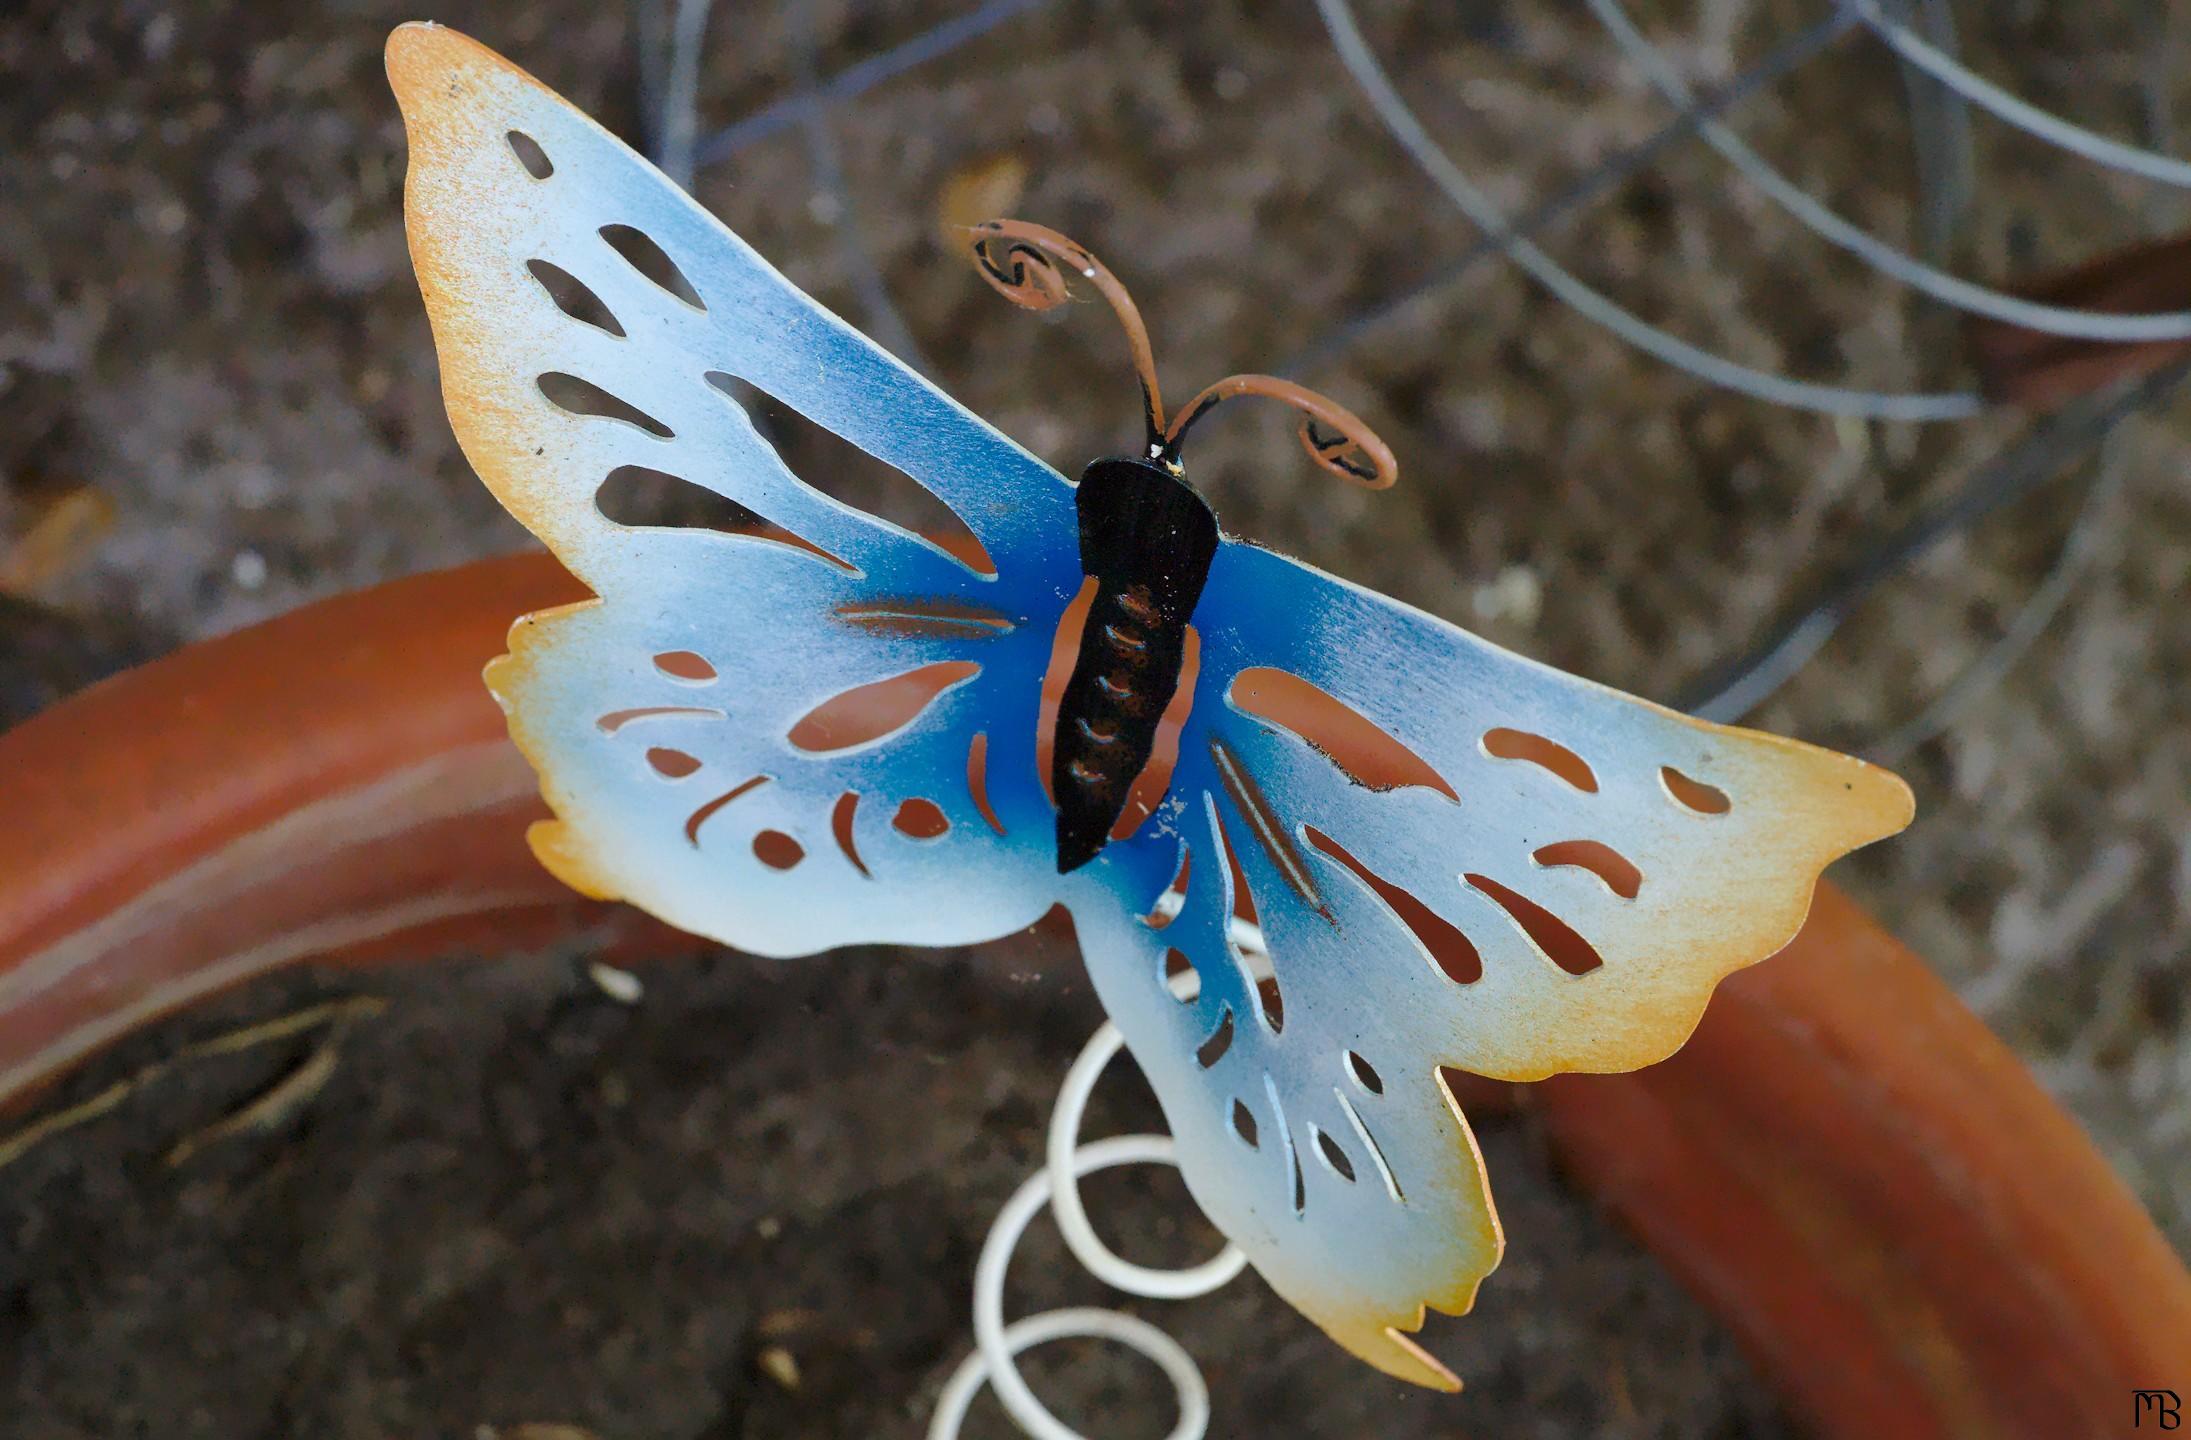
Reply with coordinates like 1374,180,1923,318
389,25,1077,953
493,537,1069,957
1070,538,1912,1386
1068,849,1502,1392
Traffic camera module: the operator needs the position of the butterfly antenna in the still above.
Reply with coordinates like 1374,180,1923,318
967,219,1168,456
966,221,1398,491
1162,373,1398,490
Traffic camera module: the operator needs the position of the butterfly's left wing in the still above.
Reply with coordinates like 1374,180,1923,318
389,24,1080,957
1066,537,1914,1389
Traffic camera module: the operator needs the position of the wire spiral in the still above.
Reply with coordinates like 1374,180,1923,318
929,963,1250,1440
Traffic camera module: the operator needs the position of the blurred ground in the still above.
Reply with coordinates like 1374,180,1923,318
1,0,2186,1436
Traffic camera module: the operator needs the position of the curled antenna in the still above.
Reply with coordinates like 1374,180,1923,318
1163,373,1396,489
968,219,1398,490
969,220,1166,454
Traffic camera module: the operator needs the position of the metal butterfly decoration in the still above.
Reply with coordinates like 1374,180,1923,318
388,24,1913,1393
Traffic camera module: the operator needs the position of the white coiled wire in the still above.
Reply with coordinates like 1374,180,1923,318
929,930,1269,1440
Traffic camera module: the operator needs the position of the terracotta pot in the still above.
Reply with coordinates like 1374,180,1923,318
1,553,2184,1436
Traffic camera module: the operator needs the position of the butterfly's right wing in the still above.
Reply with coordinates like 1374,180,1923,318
390,24,1079,956
1067,537,1913,1390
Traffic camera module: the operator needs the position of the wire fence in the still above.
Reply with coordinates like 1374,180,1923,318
636,0,2187,751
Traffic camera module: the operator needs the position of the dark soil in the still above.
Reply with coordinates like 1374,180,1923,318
3,0,2185,1435
0,938,1790,1438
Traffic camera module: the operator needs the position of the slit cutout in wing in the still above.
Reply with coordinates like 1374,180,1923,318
596,465,854,571
1037,577,1099,808
831,792,870,877
1209,807,1285,1033
1143,842,1191,930
1332,1088,1404,1202
1661,765,1732,814
1313,1126,1357,1183
1482,727,1598,792
1344,1051,1383,1095
787,662,981,753
597,705,722,733
1197,1009,1234,1067
753,830,804,869
1163,947,1195,998
1109,625,1199,843
1209,736,1323,912
1464,873,1604,975
685,774,770,846
704,372,996,576
599,223,705,310
1267,1075,1306,1215
526,259,624,336
1304,826,1483,984
893,798,951,840
645,747,701,778
1530,840,1642,900
1231,1099,1259,1149
966,733,1007,835
537,372,674,437
835,598,1016,640
1230,668,1456,801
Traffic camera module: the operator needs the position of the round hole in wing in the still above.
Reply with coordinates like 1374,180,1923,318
646,747,701,778
506,130,552,178
654,651,717,682
753,830,805,870
893,798,950,840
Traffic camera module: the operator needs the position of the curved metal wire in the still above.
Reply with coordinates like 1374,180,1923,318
968,219,1170,451
1589,0,2191,343
655,0,715,187
1849,0,2191,190
1886,0,1978,258
789,0,935,375
1676,358,2191,722
1868,426,2130,762
1313,0,1982,423
930,961,1254,1440
1163,374,1398,489
1279,8,1856,379
695,0,1054,167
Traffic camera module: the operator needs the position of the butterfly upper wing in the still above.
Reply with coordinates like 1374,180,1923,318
389,23,1079,955
1065,537,1914,1387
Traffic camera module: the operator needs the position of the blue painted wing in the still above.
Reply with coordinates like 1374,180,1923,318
390,23,1912,1393
390,23,1077,957
1076,539,1912,1384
